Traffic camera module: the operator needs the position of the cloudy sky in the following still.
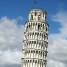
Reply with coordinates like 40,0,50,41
0,0,67,67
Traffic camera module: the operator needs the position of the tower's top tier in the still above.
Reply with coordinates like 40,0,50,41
28,9,47,22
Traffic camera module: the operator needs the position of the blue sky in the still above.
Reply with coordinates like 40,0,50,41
0,0,67,33
0,0,67,67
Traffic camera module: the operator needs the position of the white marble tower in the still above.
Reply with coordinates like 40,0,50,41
22,9,48,67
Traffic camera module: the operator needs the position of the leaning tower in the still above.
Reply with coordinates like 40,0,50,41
22,9,48,67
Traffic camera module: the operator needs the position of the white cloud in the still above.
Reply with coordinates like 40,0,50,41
0,50,22,65
52,11,67,38
47,10,67,67
0,16,24,67
47,59,65,67
0,16,24,50
17,16,23,20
